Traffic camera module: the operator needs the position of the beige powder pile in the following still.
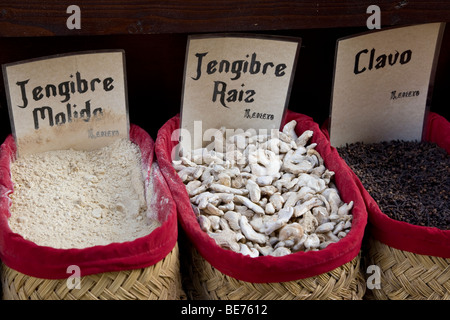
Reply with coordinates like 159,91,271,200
8,138,159,249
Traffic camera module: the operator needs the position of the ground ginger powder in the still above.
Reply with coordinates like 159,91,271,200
8,138,159,249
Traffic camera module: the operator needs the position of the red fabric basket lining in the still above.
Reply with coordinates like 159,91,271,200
155,109,367,283
0,124,177,279
325,112,450,258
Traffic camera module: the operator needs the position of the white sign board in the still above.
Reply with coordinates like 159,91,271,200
3,50,129,157
329,23,445,147
179,34,301,153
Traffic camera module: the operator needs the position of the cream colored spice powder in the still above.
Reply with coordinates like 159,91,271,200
8,138,159,249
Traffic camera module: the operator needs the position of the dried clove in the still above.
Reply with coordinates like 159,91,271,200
338,140,449,230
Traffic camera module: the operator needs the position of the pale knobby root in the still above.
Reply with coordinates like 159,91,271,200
173,120,354,257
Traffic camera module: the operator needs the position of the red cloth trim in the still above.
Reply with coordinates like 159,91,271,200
424,112,450,153
155,110,367,283
0,124,178,279
323,112,450,258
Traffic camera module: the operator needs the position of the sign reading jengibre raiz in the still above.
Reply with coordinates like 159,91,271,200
179,35,301,153
3,51,129,157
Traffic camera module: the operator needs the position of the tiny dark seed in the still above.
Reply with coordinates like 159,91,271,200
337,140,450,230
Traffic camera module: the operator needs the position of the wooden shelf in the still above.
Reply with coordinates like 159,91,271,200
0,0,449,37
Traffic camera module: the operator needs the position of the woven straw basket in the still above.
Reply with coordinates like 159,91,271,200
366,238,450,300
1,243,184,300
181,244,366,300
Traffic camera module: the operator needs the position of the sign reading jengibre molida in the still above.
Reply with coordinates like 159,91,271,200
179,34,301,153
3,51,129,157
329,23,445,147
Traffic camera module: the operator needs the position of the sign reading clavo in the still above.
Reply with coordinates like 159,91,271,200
329,23,445,147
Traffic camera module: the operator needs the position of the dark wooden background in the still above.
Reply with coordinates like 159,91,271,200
0,1,449,143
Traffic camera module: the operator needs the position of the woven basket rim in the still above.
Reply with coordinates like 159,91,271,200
367,238,450,300
183,244,366,300
368,214,450,258
2,243,183,300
